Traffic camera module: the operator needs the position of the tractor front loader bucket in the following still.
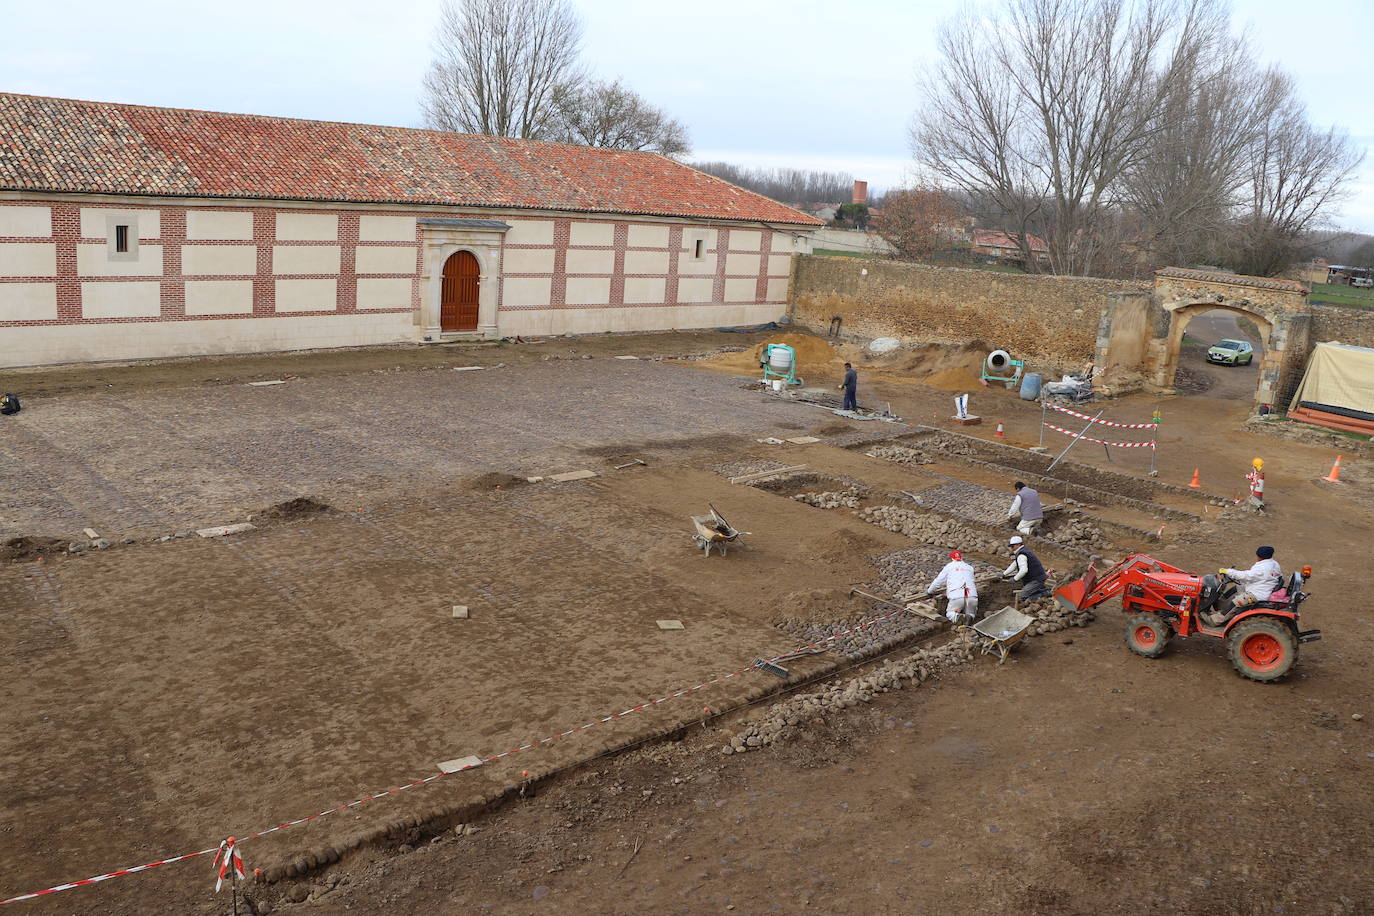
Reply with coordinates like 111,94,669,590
1053,579,1088,613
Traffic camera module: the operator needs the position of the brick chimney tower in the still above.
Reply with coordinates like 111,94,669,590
852,180,868,205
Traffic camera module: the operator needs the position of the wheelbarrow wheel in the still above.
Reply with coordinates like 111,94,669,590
1124,613,1171,659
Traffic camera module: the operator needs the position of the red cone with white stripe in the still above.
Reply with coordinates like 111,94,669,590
995,422,1005,439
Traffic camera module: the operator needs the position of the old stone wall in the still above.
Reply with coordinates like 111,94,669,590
1310,303,1374,349
791,256,1145,361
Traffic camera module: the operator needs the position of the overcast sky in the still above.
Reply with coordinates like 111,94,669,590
3,0,1370,232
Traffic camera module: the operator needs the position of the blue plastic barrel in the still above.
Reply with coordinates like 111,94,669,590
1019,372,1042,401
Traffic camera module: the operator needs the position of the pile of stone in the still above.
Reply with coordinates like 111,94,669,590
869,545,1000,596
774,613,939,662
865,444,932,466
1021,595,1096,634
792,487,864,509
721,597,1097,757
1048,515,1111,550
711,459,790,480
858,505,1001,554
720,633,981,755
908,480,1010,525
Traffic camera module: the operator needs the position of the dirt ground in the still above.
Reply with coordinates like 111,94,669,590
2,329,1371,915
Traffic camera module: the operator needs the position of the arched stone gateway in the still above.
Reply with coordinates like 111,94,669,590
1095,267,1311,409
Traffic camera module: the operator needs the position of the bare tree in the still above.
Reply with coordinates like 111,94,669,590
690,162,854,205
874,188,966,261
1223,75,1364,276
422,0,583,138
546,79,691,156
913,0,1229,276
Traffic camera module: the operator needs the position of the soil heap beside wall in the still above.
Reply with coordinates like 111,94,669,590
791,256,1146,363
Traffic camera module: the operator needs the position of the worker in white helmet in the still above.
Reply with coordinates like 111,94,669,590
1002,536,1049,600
925,550,978,624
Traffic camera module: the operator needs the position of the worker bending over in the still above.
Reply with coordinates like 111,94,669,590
1006,481,1043,536
926,550,978,624
1222,545,1282,608
1002,536,1048,601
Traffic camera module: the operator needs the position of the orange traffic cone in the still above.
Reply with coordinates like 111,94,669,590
1187,469,1201,488
1323,455,1343,483
995,422,1005,439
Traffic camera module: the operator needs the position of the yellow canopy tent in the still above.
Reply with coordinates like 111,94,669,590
1288,342,1374,434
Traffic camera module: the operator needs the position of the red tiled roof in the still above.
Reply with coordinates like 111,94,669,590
972,228,1048,251
0,93,821,225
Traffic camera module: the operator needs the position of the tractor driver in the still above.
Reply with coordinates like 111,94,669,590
1203,546,1282,626
1218,546,1282,611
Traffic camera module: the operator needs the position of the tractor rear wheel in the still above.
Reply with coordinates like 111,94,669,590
1124,613,1170,658
1227,617,1298,682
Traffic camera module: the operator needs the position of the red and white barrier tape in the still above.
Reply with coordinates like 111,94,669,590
2,599,917,906
1044,401,1158,429
1044,422,1156,449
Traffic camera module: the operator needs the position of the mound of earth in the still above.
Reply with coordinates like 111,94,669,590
1,536,69,562
253,497,337,521
877,342,989,391
467,472,530,490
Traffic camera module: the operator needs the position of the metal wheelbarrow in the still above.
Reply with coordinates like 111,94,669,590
690,503,749,557
963,605,1035,663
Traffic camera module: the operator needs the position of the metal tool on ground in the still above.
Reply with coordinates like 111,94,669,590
963,605,1035,663
690,503,749,557
760,343,803,387
614,458,647,470
849,588,944,622
981,349,1025,387
1053,554,1321,682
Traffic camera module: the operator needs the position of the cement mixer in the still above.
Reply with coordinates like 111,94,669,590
981,349,1025,388
760,343,802,386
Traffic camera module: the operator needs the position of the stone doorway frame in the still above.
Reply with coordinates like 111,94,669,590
418,218,510,340
1096,268,1311,410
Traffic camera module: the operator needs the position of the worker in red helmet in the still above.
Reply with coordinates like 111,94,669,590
925,550,978,624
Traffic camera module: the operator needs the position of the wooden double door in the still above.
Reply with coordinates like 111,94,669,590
440,250,480,331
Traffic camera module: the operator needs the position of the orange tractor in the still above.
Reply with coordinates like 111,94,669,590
1054,553,1320,681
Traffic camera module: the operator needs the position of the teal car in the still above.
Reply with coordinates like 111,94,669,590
1207,339,1254,365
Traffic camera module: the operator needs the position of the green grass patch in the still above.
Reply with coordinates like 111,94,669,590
1309,282,1374,308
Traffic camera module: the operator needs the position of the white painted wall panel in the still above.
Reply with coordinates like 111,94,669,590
81,281,161,318
80,208,160,239
623,250,668,274
502,277,552,308
724,278,758,302
501,247,555,273
569,222,614,246
565,249,615,274
726,253,760,275
678,277,713,303
186,211,253,240
275,278,337,312
357,277,413,310
768,254,792,276
275,212,337,241
627,225,669,248
273,246,341,275
0,206,51,237
355,246,417,274
505,220,554,245
358,215,416,242
623,277,665,303
767,278,790,302
731,230,761,251
182,245,256,276
0,282,57,320
0,243,57,277
77,243,163,277
184,280,254,315
565,277,611,306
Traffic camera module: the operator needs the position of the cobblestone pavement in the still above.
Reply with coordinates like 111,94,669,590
0,360,807,537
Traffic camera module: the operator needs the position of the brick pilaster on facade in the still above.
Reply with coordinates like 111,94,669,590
711,228,730,303
549,219,571,306
756,231,773,304
665,226,683,305
252,210,275,315
609,222,628,307
160,209,186,319
337,212,360,313
52,202,81,321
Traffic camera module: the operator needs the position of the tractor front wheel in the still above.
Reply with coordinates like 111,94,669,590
1227,617,1298,682
1125,613,1171,658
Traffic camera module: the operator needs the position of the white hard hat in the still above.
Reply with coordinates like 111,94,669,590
1009,536,1024,546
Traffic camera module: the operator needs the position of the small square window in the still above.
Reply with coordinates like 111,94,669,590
114,225,130,253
